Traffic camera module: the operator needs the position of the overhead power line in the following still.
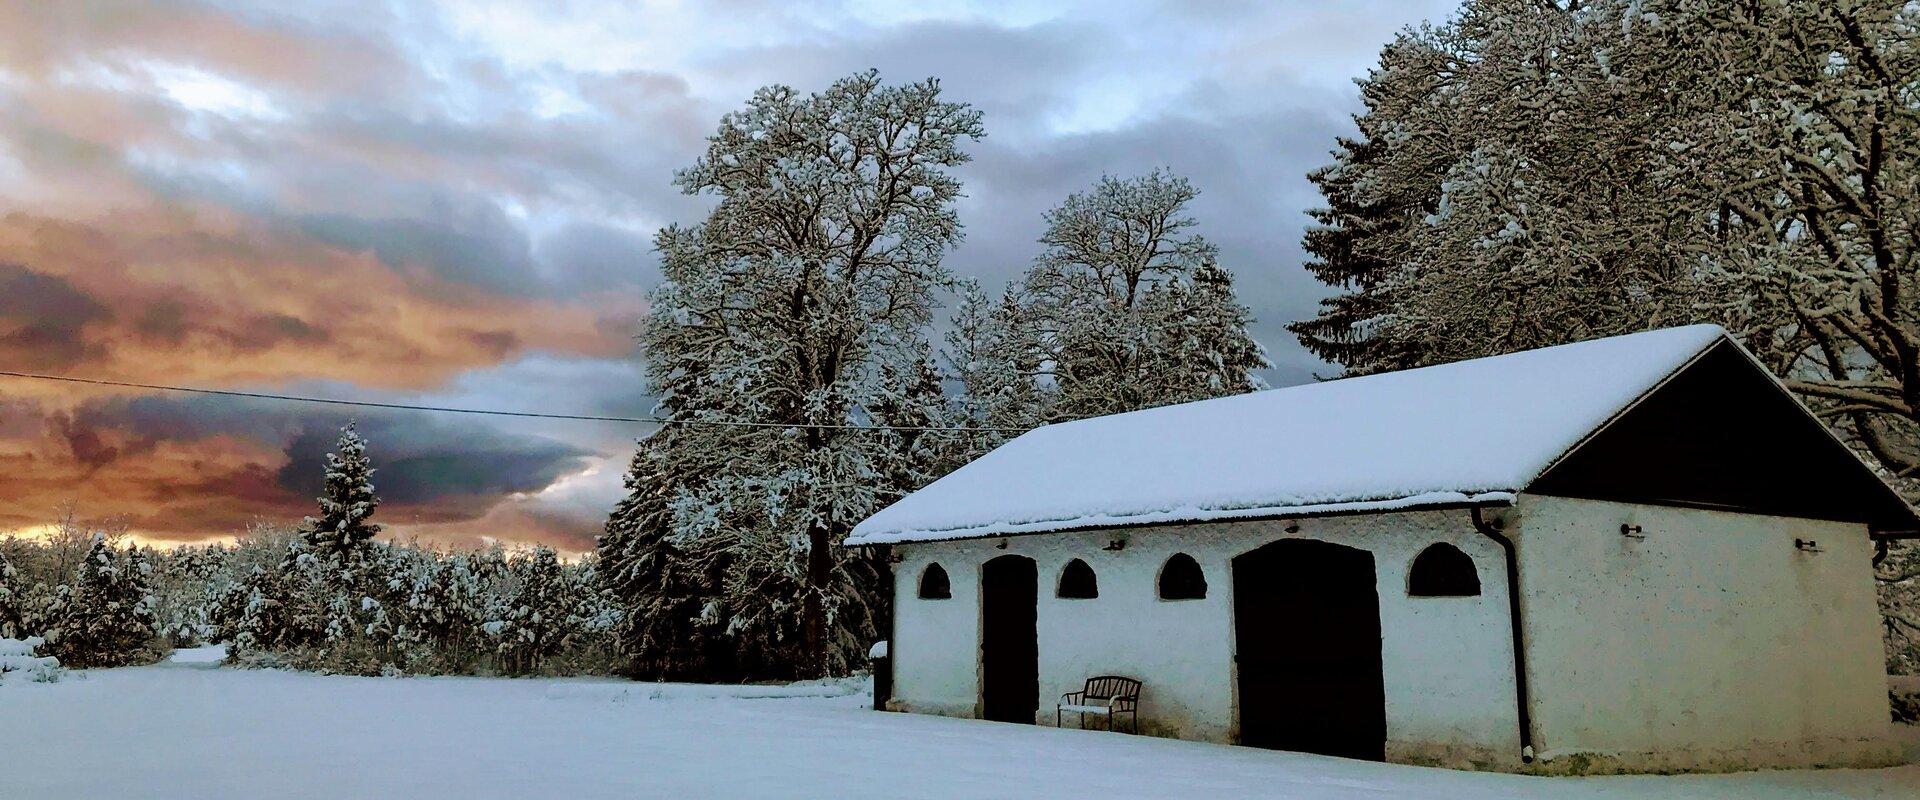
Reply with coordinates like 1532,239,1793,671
0,369,1032,434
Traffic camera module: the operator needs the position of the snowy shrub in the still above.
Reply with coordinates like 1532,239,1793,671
29,660,64,683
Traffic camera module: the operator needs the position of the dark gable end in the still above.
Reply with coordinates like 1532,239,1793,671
1527,340,1920,534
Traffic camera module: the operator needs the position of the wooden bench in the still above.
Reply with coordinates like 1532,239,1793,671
1056,675,1141,733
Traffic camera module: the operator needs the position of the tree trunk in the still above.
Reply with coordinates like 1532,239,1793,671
802,522,832,678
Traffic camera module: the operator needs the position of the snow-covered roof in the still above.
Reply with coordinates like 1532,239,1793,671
849,325,1745,546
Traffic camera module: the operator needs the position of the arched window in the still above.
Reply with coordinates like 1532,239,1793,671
1158,553,1207,600
1408,543,1480,597
918,563,951,599
1057,558,1098,599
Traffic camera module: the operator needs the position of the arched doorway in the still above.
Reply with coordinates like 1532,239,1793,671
1232,538,1385,760
980,555,1038,724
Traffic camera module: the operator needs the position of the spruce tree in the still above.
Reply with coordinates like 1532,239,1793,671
492,546,573,676
300,422,382,562
869,343,960,502
42,536,159,668
598,434,734,679
0,548,22,639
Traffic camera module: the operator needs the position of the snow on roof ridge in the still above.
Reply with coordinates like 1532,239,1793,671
848,325,1729,546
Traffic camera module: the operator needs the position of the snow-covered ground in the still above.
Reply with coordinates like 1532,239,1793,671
2,648,1916,800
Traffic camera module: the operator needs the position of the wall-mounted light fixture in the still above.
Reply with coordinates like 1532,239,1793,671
1284,522,1301,534
1620,524,1645,539
995,538,1009,550
1794,538,1822,553
1103,538,1126,552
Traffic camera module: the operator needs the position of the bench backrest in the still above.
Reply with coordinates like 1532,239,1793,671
1083,675,1141,701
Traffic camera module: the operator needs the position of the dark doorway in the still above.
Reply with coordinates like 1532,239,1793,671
1232,538,1385,760
981,555,1038,724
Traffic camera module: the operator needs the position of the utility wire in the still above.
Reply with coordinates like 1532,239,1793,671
0,369,1033,434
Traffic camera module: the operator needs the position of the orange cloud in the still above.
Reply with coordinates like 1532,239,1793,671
0,208,641,389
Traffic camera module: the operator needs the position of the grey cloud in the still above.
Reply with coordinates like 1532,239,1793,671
69,391,593,509
0,263,112,369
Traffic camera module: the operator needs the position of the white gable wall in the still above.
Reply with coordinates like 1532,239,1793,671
1512,495,1898,772
886,510,1521,767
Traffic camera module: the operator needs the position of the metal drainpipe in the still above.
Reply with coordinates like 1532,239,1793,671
1471,505,1536,764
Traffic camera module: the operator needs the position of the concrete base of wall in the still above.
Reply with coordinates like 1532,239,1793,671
883,702,1901,776
1517,737,1905,776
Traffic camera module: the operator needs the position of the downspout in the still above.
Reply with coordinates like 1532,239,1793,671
1471,505,1536,765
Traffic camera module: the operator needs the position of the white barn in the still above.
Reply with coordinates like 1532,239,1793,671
847,325,1914,774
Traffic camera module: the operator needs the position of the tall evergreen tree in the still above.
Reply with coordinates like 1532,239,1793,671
597,432,734,679
868,342,961,502
944,280,1050,452
0,548,22,639
300,422,382,563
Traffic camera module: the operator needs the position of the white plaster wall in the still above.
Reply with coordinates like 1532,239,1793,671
1512,494,1898,772
886,510,1519,765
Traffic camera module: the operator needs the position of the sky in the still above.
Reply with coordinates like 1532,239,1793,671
0,0,1459,552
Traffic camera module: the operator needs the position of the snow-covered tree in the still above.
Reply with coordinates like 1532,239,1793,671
598,434,736,679
300,423,382,563
151,545,223,646
40,536,160,668
489,546,575,676
1291,2,1699,373
1030,171,1267,418
869,342,963,501
983,171,1270,423
619,70,984,678
1292,0,1920,666
944,279,1050,452
0,547,22,639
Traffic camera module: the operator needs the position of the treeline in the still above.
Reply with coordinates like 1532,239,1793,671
1,519,617,677
0,429,618,677
1290,0,1920,669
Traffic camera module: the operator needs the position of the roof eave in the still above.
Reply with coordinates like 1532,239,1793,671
846,491,1518,548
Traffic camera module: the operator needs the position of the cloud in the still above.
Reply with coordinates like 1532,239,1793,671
0,263,112,370
0,0,1460,547
0,389,600,543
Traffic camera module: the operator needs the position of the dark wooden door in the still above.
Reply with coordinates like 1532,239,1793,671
1232,538,1385,760
980,555,1038,724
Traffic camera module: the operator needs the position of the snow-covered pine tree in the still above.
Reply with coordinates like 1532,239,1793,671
150,545,222,646
41,536,160,668
396,548,489,671
300,422,382,562
1147,262,1271,406
944,280,1049,455
869,342,961,502
489,546,574,676
625,70,983,678
598,432,737,679
1014,170,1269,420
0,547,22,638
